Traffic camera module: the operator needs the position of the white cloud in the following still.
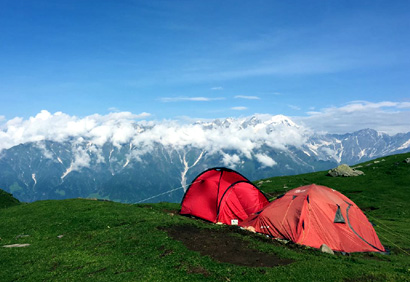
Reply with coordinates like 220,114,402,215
159,96,225,102
173,49,377,83
235,95,260,100
71,147,91,171
108,107,120,112
211,86,223,90
221,153,241,168
0,110,151,152
231,106,247,111
397,102,410,109
297,101,410,134
36,141,53,159
288,104,301,111
255,153,277,167
136,112,151,118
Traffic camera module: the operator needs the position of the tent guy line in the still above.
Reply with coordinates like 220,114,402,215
134,180,202,204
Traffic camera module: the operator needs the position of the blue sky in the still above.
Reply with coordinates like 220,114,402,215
0,0,409,131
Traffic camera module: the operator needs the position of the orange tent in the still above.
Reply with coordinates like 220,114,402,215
240,184,385,253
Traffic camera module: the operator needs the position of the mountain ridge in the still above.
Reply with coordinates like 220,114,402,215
0,115,409,203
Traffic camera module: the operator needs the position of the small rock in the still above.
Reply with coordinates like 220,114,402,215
404,158,410,164
275,238,290,244
320,244,334,255
328,164,364,177
57,235,64,239
243,226,256,233
3,244,30,248
257,180,271,186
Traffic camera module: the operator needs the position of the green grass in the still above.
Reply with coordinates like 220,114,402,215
0,189,20,209
1,152,409,281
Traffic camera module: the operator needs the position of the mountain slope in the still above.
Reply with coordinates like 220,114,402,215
0,188,20,209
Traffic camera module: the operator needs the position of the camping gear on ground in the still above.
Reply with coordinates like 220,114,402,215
240,184,385,253
180,167,269,225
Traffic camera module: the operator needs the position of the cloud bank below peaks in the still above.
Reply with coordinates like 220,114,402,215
0,111,310,169
0,110,151,151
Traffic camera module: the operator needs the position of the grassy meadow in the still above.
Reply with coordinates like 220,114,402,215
0,152,409,281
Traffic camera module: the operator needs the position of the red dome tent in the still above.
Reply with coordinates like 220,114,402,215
180,167,269,225
240,184,385,253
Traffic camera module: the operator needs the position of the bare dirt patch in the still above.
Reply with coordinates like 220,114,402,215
161,225,294,267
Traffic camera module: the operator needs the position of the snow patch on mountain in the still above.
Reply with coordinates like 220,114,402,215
358,149,367,159
32,174,37,186
180,150,204,191
61,163,73,180
398,139,410,150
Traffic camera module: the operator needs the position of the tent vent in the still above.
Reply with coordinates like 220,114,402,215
334,205,346,223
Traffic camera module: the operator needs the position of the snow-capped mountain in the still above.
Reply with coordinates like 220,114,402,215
305,129,410,163
0,115,409,203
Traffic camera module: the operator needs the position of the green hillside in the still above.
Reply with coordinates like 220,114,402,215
0,188,20,209
0,153,409,281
